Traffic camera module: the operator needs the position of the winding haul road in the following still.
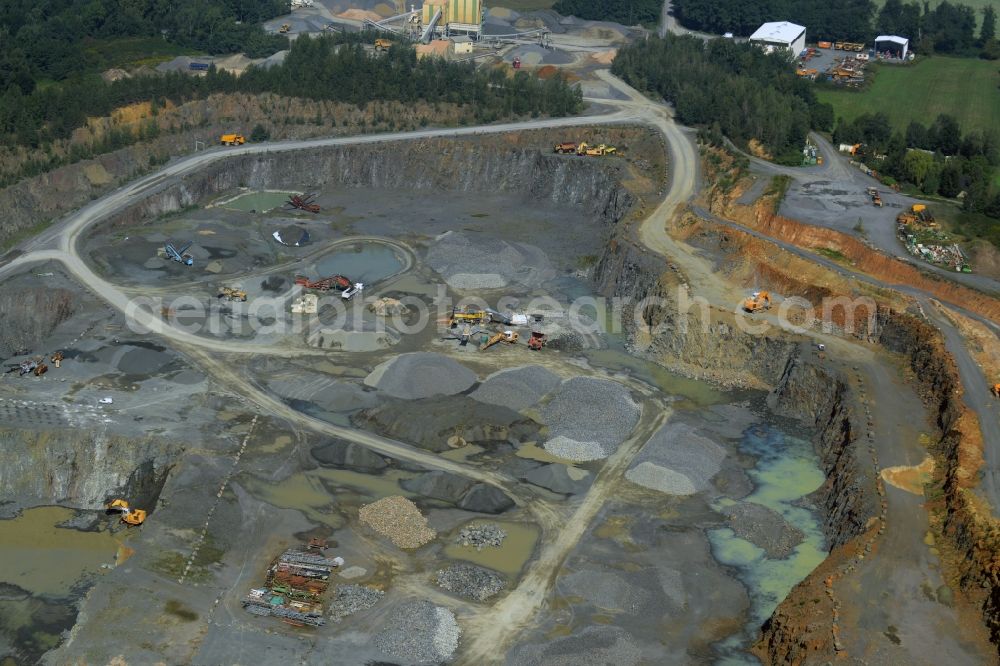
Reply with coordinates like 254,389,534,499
3,45,1000,659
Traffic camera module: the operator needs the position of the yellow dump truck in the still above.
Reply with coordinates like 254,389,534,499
220,134,246,146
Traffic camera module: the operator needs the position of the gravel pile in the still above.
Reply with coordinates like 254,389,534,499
470,365,561,412
426,232,554,290
507,626,642,666
436,563,507,601
625,422,727,495
359,496,437,549
329,584,384,622
722,502,805,559
364,352,476,400
376,600,460,663
561,569,650,615
541,378,639,461
456,523,507,550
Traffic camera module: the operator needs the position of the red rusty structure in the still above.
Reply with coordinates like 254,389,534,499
294,274,352,291
287,193,320,213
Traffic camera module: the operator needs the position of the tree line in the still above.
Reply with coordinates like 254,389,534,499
672,0,998,56
833,112,1000,219
0,0,288,96
0,33,582,154
612,35,832,162
551,0,662,26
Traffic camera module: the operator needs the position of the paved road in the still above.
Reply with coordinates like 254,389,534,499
921,298,1000,510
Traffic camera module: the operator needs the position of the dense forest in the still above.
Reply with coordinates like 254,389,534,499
551,0,662,26
833,112,1000,220
0,0,288,93
671,0,996,55
0,33,582,154
612,36,832,162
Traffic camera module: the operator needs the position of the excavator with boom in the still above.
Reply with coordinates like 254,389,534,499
107,499,146,526
219,287,248,302
481,330,518,350
742,291,771,313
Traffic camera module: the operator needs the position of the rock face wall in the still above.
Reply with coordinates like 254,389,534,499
594,233,798,389
94,140,632,239
0,428,181,510
0,287,76,359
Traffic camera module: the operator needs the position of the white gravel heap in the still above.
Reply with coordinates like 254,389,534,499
364,352,476,400
625,422,727,495
375,599,461,664
329,584,384,622
541,377,639,461
425,231,553,290
359,496,437,549
470,365,561,412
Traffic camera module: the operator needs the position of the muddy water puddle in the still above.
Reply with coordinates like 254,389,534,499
217,190,295,212
709,425,826,660
315,243,403,283
442,520,539,577
0,507,124,596
241,468,419,527
583,348,726,407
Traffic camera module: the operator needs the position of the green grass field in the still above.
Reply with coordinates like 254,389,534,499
817,57,1000,135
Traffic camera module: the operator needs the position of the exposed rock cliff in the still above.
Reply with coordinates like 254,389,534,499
0,428,182,511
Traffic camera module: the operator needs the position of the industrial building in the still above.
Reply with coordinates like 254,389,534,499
421,0,483,39
749,21,807,56
874,35,909,59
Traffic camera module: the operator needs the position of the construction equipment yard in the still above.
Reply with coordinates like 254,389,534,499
2,12,1000,666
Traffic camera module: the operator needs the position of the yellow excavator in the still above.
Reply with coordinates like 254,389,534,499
219,286,248,302
992,384,1000,398
449,307,488,328
481,330,518,350
576,142,616,156
107,499,147,526
742,291,771,313
374,38,393,51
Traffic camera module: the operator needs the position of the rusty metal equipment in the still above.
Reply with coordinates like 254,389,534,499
287,193,320,213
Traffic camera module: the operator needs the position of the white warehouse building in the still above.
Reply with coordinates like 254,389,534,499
749,21,807,56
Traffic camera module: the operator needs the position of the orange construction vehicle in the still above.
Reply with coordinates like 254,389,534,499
992,384,1000,398
554,142,577,154
481,330,518,350
742,291,771,313
107,499,147,526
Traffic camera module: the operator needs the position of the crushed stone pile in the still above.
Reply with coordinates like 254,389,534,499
507,625,642,666
375,600,460,664
364,352,476,400
625,422,727,495
722,502,805,559
561,569,650,615
359,496,436,549
426,232,554,290
436,563,507,601
541,377,639,461
456,523,507,550
470,365,561,412
329,584,384,622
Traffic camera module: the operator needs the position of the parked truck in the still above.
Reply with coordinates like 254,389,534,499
220,134,245,146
